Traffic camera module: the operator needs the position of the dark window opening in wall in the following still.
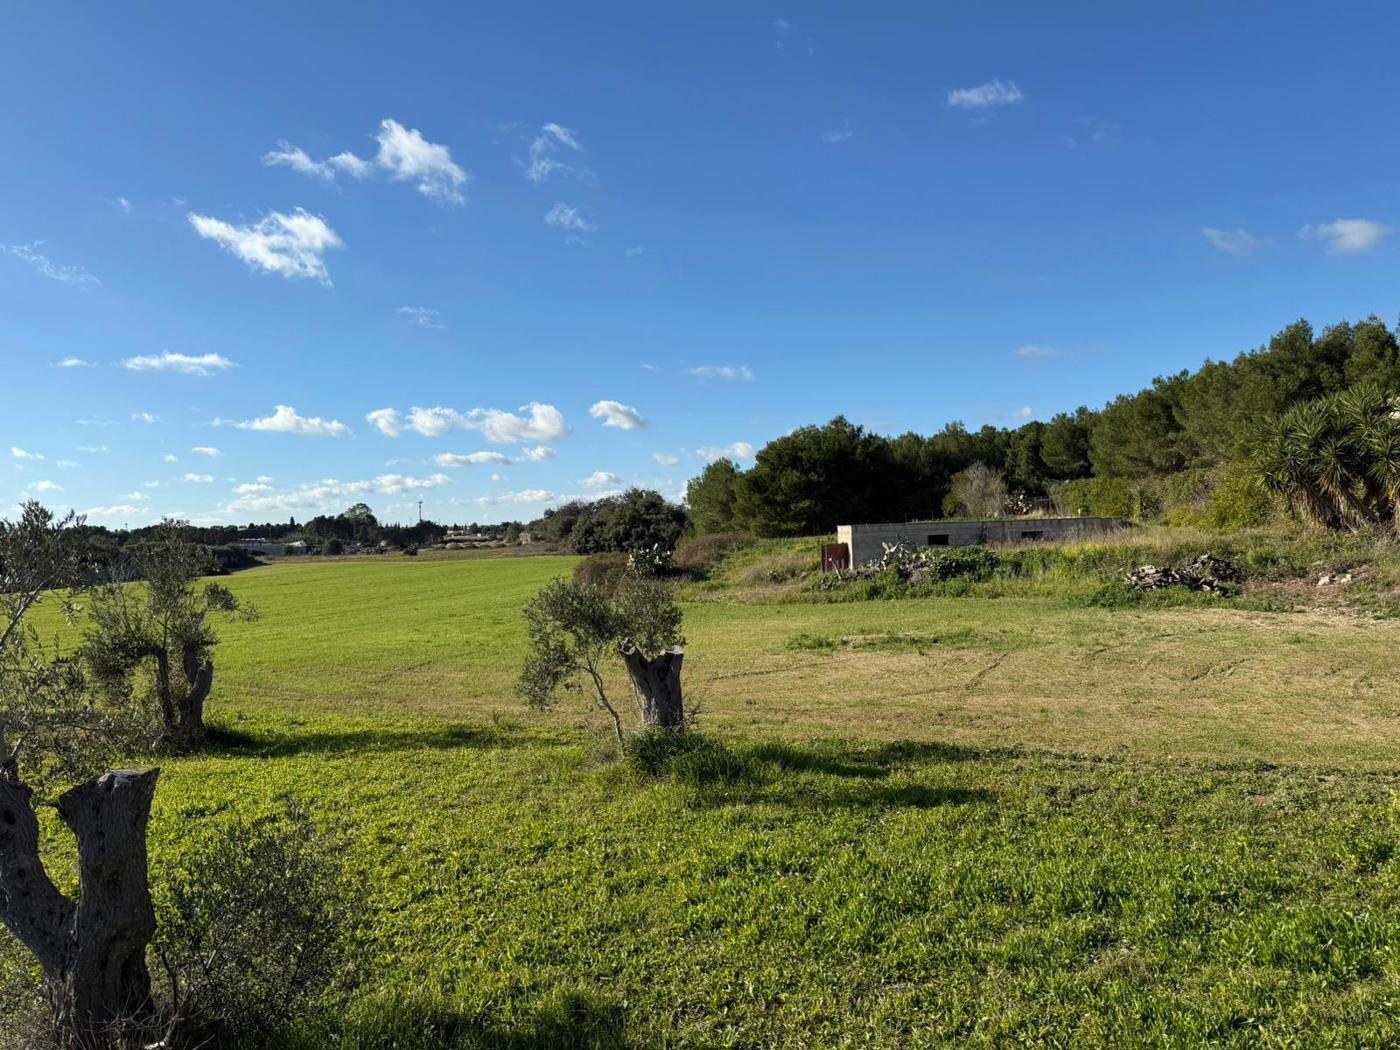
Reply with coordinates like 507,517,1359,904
927,534,950,546
1019,530,1044,541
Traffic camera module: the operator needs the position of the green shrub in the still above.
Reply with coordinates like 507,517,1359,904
155,801,351,1044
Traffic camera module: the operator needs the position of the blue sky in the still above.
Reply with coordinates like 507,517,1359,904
5,3,1400,527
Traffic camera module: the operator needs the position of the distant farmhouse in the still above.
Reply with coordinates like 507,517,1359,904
826,516,1124,571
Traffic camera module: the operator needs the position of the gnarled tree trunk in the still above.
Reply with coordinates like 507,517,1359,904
619,643,685,730
177,644,213,743
0,761,160,1047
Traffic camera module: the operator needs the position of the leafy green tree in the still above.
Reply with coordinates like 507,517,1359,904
84,521,255,747
518,576,685,747
735,416,897,536
569,489,689,554
1040,408,1095,479
0,503,164,1044
685,458,745,534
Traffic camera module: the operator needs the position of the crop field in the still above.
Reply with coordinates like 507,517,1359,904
11,552,1400,1047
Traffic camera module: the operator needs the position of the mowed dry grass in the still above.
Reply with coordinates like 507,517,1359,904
188,555,1400,772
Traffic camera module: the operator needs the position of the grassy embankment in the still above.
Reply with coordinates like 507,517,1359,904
6,547,1400,1047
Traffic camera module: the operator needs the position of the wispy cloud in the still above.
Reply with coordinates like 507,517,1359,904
398,306,444,330
235,405,350,437
188,209,342,283
2,242,100,287
123,351,235,376
697,442,755,463
1201,227,1263,257
545,202,597,234
1299,218,1391,255
191,446,221,457
55,356,96,368
946,79,1024,109
182,473,214,483
525,123,583,184
589,400,647,430
652,452,680,466
688,365,754,382
821,119,854,144
132,412,159,424
264,120,468,205
476,488,557,507
1013,344,1060,361
10,447,43,461
521,445,555,462
28,480,63,493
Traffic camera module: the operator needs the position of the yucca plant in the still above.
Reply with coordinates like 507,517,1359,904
1250,384,1400,533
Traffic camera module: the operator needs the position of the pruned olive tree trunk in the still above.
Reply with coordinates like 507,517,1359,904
620,642,685,730
0,760,160,1046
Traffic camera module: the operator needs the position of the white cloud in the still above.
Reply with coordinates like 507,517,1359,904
434,451,509,467
1013,344,1060,361
123,351,235,376
262,142,338,181
1299,218,1391,255
226,478,373,514
2,242,99,287
1201,227,1263,257
55,356,95,368
545,202,597,233
132,412,159,424
688,365,755,381
1017,405,1034,418
476,489,557,506
235,405,350,437
580,470,621,490
188,208,342,284
398,306,444,329
470,403,569,444
366,408,401,437
56,460,79,469
374,472,451,495
191,446,220,457
626,245,645,259
182,473,214,483
589,400,647,431
262,120,465,204
526,123,583,184
236,482,273,495
162,453,179,463
697,442,755,463
652,452,680,466
79,445,108,454
822,120,853,144
10,447,43,461
374,119,469,205
116,197,133,215
946,79,1024,109
521,445,555,462
30,480,62,493
83,504,142,518
368,403,569,444
120,491,148,501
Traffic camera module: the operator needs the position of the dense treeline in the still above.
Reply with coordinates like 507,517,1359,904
686,315,1400,536
528,488,689,554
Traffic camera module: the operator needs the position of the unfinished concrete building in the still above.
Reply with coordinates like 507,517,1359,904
826,516,1125,570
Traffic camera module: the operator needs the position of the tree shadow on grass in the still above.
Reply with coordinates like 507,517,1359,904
203,722,541,759
745,738,990,781
336,989,661,1050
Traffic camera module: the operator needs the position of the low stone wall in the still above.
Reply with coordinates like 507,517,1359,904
835,517,1124,569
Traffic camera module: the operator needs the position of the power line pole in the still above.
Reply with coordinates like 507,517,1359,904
417,500,423,523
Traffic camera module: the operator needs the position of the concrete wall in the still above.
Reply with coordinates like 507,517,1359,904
835,517,1124,569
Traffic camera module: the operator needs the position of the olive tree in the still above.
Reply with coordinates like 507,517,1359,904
518,576,685,747
83,521,254,748
0,503,163,1046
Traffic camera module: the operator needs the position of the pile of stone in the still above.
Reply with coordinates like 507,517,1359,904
1124,554,1243,594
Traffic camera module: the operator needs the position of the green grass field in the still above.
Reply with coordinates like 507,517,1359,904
10,553,1400,1047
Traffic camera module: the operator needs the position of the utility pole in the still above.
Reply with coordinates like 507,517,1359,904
417,500,423,523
